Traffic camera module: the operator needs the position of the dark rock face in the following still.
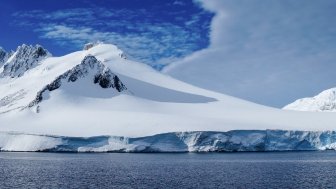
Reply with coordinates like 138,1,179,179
34,46,48,58
28,55,126,108
94,71,125,91
1,44,50,78
119,52,127,59
0,48,13,67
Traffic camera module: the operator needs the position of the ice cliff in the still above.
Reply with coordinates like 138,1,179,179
1,130,336,152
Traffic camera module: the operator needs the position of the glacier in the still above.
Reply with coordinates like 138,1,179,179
1,130,336,152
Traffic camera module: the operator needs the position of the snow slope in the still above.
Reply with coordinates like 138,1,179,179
283,88,336,112
1,43,336,139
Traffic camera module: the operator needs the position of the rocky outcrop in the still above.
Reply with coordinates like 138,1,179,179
0,47,6,64
28,55,126,108
0,47,9,66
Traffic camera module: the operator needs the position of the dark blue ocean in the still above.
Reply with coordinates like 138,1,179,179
1,152,336,188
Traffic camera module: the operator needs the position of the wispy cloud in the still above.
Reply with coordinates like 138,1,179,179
13,8,95,21
12,5,213,67
173,1,186,6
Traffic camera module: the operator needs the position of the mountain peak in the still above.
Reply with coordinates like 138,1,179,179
27,55,127,109
83,41,104,50
283,88,336,112
73,55,126,91
16,44,50,58
84,42,127,59
81,54,100,66
0,44,51,78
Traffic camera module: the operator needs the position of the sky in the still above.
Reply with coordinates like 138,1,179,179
1,0,336,107
0,0,213,69
165,0,336,107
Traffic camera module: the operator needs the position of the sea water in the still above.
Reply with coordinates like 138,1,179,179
1,152,336,188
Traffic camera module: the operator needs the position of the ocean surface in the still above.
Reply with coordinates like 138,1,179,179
1,152,336,188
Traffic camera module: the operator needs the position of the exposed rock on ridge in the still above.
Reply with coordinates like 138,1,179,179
28,55,126,108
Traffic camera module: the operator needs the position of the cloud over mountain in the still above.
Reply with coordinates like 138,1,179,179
165,0,336,107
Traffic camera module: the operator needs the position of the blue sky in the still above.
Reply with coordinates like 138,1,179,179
0,0,214,69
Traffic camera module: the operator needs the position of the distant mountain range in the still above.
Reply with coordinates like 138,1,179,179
283,88,336,112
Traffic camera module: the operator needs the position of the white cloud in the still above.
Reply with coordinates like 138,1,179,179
173,1,186,6
36,23,198,67
13,6,212,67
165,0,336,107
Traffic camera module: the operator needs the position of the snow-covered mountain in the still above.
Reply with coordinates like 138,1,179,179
283,88,336,112
0,44,127,114
1,43,336,152
1,44,51,78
